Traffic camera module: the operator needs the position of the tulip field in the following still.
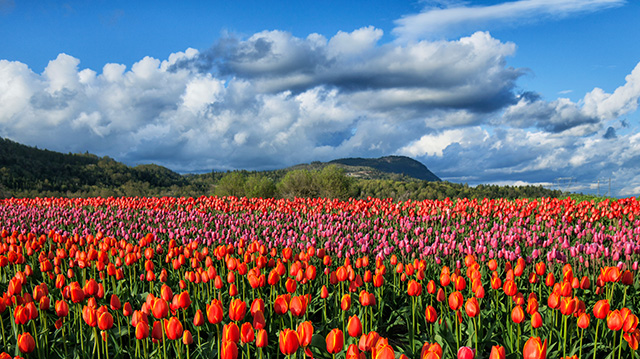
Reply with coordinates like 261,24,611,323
2,196,640,359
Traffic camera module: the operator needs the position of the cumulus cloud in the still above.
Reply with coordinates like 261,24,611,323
394,0,626,40
1,21,640,196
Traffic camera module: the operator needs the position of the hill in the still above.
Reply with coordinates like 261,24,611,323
0,137,187,197
0,137,564,200
330,156,441,181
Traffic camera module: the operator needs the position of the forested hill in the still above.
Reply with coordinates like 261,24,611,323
330,156,441,181
0,137,186,197
0,137,565,200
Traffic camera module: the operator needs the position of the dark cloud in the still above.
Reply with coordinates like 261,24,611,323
603,126,617,139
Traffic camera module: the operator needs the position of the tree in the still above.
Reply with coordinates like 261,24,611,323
215,172,246,197
315,165,352,200
244,175,276,198
278,170,318,198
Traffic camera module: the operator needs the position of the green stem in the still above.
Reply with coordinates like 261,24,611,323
618,329,624,359
579,328,584,359
593,320,600,359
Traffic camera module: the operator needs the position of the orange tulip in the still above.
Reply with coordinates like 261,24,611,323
207,299,224,324
593,299,610,320
297,321,314,347
512,305,525,324
279,328,300,355
221,340,238,359
522,337,547,359
608,310,624,331
465,297,479,318
326,328,344,354
241,322,254,344
165,317,184,340
228,298,247,322
98,312,114,331
152,298,169,319
347,315,363,338
577,313,590,329
253,309,266,330
183,330,193,346
135,322,149,339
256,329,268,348
407,280,422,296
341,294,352,311
489,345,505,359
55,300,69,317
18,332,35,354
290,296,307,317
223,322,240,343
448,291,463,311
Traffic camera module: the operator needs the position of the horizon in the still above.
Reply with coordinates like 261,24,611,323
1,0,639,196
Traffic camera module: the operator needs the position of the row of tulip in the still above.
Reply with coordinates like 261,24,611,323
0,196,639,359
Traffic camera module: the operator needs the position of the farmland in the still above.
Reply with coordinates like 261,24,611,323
1,196,639,359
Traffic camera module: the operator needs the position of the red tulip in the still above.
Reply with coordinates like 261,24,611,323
512,305,525,324
347,315,363,338
274,295,289,315
241,322,254,344
458,346,475,359
98,312,114,331
177,291,191,309
207,299,224,324
165,317,184,340
152,298,169,319
608,310,624,331
279,328,300,355
83,305,97,327
577,313,590,329
228,298,247,322
18,332,35,354
55,300,69,317
297,321,314,347
523,337,547,359
341,294,352,311
223,322,240,343
221,340,238,359
256,329,268,348
326,328,344,354
448,291,463,311
193,309,204,327
135,322,149,339
290,296,307,317
465,297,480,318
407,280,422,296
593,299,610,320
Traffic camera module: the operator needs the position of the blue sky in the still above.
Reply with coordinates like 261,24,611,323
1,0,640,196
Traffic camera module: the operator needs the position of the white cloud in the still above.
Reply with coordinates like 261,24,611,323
0,20,639,196
393,0,625,41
